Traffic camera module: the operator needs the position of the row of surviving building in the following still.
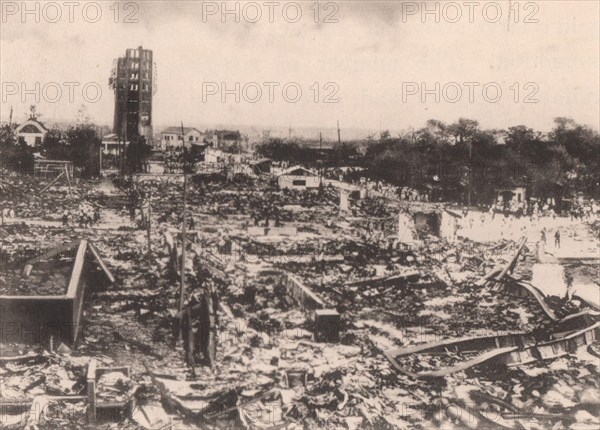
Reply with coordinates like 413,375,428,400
101,127,245,155
6,116,245,155
157,128,244,151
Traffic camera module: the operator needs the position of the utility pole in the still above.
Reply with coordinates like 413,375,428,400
319,131,323,170
178,121,188,315
117,134,121,174
1,118,4,226
146,197,152,261
99,130,103,174
467,140,472,206
318,132,323,195
120,115,127,176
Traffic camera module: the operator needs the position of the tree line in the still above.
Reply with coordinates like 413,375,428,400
0,121,104,178
257,118,599,206
1,119,153,178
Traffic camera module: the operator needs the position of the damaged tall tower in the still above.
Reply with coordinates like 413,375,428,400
109,46,156,145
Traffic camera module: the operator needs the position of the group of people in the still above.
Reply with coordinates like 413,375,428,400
569,199,599,221
398,187,429,202
62,204,101,227
491,196,600,222
541,227,561,248
250,203,282,227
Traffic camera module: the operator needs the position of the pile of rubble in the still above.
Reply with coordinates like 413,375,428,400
1,171,599,429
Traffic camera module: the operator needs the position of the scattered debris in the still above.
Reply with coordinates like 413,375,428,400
2,167,599,429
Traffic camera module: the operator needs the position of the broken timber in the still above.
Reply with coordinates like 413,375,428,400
386,316,600,378
498,276,559,321
87,359,135,424
247,226,298,236
39,170,65,194
494,237,528,282
23,241,80,266
476,239,527,287
345,271,420,288
281,273,341,342
143,361,206,421
476,238,558,321
281,273,327,311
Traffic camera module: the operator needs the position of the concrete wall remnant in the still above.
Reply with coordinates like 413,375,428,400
0,240,114,346
398,213,417,244
314,309,340,343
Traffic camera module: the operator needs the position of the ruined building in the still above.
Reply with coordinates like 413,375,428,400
109,46,156,145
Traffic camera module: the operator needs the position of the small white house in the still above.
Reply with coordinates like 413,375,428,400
15,118,48,146
278,166,320,190
160,127,204,150
101,133,129,155
496,187,527,206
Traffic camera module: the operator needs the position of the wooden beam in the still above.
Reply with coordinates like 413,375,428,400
87,358,98,424
283,273,326,310
39,170,65,194
346,271,420,287
24,241,80,266
66,241,87,298
369,340,419,379
495,237,527,282
416,347,518,378
504,276,558,321
142,361,199,418
88,242,115,284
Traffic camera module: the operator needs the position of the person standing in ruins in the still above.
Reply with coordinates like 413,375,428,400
541,228,547,245
175,298,197,369
274,207,281,227
93,206,101,225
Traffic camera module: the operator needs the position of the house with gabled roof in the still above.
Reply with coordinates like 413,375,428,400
160,126,204,150
15,118,48,146
278,166,320,190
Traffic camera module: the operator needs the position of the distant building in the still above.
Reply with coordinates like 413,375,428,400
109,46,155,145
15,118,48,146
278,166,320,190
496,187,527,207
208,130,243,149
101,133,129,156
160,127,204,150
250,158,272,175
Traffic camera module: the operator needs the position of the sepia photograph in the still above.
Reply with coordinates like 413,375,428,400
0,0,599,428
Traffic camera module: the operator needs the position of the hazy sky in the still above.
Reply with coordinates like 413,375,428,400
1,0,598,134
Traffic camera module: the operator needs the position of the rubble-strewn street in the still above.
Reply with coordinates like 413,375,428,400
2,168,599,429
